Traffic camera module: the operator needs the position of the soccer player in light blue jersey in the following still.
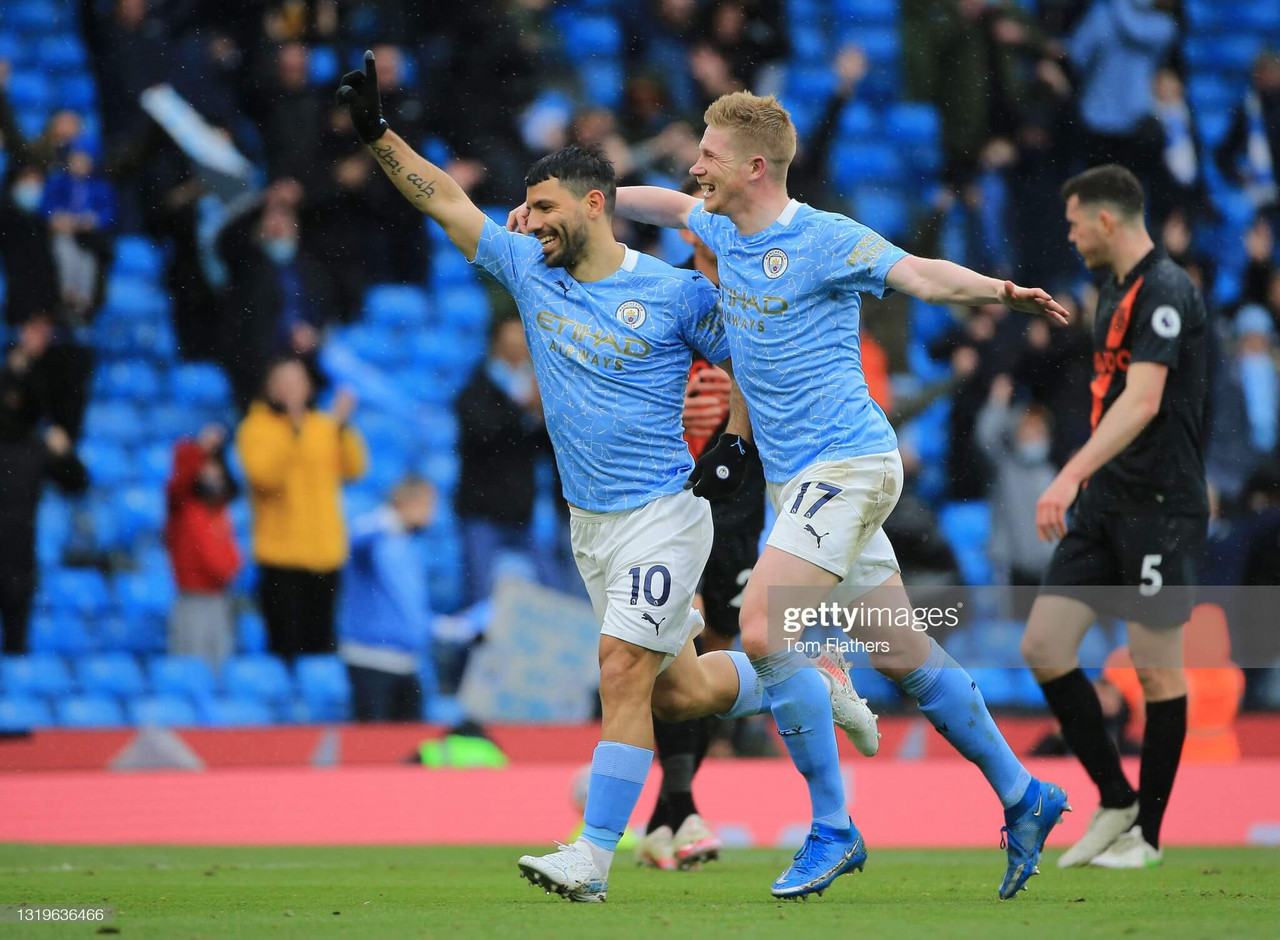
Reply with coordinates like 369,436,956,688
337,55,873,903
602,91,1073,900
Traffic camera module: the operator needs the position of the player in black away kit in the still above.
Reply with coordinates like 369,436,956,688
635,204,768,870
1022,165,1209,870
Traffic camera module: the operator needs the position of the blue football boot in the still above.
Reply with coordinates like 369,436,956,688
999,779,1071,900
771,820,867,899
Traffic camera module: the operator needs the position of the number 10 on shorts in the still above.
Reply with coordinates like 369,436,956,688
628,565,671,606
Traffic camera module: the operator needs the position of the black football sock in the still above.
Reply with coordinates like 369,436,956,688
1040,668,1137,809
1137,695,1187,849
650,716,700,830
647,795,671,834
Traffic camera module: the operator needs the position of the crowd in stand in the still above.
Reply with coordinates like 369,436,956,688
1,0,1279,719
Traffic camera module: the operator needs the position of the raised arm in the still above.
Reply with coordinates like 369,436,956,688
615,186,700,230
337,51,486,259
885,255,1070,324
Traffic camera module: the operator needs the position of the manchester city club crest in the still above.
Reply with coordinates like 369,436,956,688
616,299,647,328
763,247,789,278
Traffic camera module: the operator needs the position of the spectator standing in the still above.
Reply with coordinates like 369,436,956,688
236,358,367,660
339,476,437,722
164,426,241,665
41,139,116,323
1214,51,1280,220
1206,305,1279,505
0,168,60,328
455,316,550,604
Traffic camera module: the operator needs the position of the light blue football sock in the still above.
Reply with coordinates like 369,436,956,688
581,741,653,852
717,650,770,718
754,650,849,830
898,638,1032,808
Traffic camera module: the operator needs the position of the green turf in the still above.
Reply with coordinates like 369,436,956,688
0,845,1276,939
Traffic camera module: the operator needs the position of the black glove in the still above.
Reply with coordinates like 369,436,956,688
335,50,389,144
685,433,754,499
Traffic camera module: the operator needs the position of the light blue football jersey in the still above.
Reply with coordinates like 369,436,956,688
470,217,726,512
686,199,907,483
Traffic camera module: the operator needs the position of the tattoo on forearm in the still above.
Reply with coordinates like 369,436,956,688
370,142,403,176
406,172,437,201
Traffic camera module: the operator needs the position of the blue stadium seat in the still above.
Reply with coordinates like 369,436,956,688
104,276,169,320
563,16,622,56
200,697,273,727
885,103,940,147
223,655,292,707
579,60,624,109
5,72,52,110
138,441,174,484
236,608,268,654
436,286,490,331
27,610,94,655
1,654,73,697
38,34,88,72
78,440,134,488
35,496,71,566
852,186,909,240
341,323,407,369
307,45,339,85
838,101,877,138
128,695,199,727
6,0,68,32
419,407,459,451
789,25,829,61
0,33,20,64
170,363,231,408
147,403,197,442
830,143,902,189
98,614,166,654
0,697,54,730
92,360,163,402
834,0,898,23
116,487,166,545
430,249,475,289
1184,35,1264,74
148,656,218,700
115,569,177,619
938,501,992,551
57,73,96,111
786,66,836,103
294,655,351,721
365,284,431,329
838,26,899,63
76,653,147,698
111,236,165,280
56,695,127,728
41,567,112,618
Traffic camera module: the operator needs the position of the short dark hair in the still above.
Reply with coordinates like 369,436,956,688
1060,164,1145,219
524,145,617,214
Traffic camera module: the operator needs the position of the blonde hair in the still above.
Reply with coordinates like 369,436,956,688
703,92,798,180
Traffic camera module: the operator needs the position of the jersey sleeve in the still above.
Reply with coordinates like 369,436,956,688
469,216,541,293
828,217,908,298
678,271,729,362
686,202,727,255
1128,281,1188,368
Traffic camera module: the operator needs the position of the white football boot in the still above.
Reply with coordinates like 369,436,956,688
518,841,608,902
1089,825,1163,869
673,814,722,869
812,649,881,756
1057,802,1140,868
635,825,677,871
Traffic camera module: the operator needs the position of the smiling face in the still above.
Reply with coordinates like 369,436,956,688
1064,194,1113,272
524,177,593,269
690,125,756,216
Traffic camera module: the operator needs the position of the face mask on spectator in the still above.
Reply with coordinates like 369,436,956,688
262,236,298,264
11,182,43,213
1016,439,1050,464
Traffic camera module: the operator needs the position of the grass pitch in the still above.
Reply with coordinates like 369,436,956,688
0,844,1276,939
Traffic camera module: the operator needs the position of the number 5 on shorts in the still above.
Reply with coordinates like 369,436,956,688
789,482,843,518
1139,554,1163,596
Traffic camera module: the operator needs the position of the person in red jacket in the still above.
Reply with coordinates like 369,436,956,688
165,425,242,665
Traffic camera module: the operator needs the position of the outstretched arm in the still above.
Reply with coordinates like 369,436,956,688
615,186,700,230
337,51,486,259
885,255,1070,324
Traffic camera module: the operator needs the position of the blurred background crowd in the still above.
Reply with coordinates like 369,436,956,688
1,0,1279,733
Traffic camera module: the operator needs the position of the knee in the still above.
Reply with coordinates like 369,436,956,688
651,687,695,723
738,607,770,661
1020,625,1064,671
1136,667,1185,701
597,647,652,704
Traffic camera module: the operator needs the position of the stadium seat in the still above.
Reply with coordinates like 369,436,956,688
76,653,147,698
27,611,94,656
223,655,292,707
834,0,898,23
563,16,622,57
104,276,169,320
199,697,273,727
5,72,52,111
147,403,197,442
0,33,20,64
235,608,268,653
307,45,340,85
115,569,177,619
430,249,475,289
786,66,836,103
92,360,163,402
148,656,218,700
57,73,97,111
128,695,199,727
98,614,166,654
837,101,877,138
83,401,142,445
365,284,431,329
789,25,829,61
852,186,909,240
885,103,940,147
170,363,232,409
340,323,408,369
938,501,992,552
56,695,127,728
6,0,69,33
837,26,899,63
138,441,175,484
436,286,490,332
0,654,73,698
578,60,624,109
41,567,112,618
1184,35,1264,74
830,143,903,190
111,236,165,280
116,487,167,545
37,34,88,72
0,697,54,731
78,440,134,488
294,655,351,721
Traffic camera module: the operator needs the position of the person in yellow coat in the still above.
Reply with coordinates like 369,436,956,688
236,357,368,660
